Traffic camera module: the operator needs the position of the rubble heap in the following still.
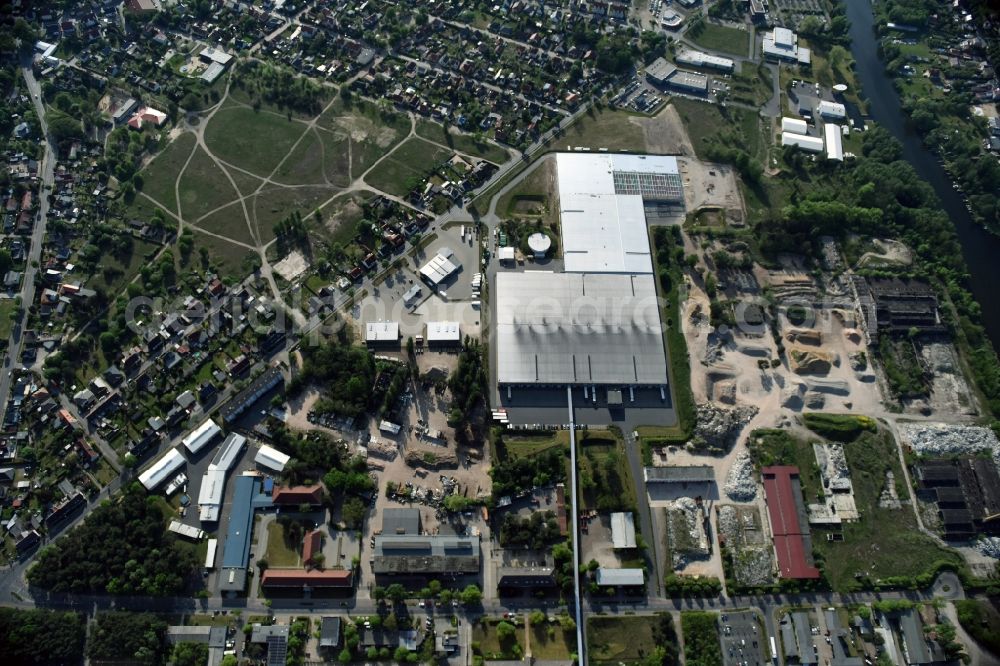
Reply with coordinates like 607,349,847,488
691,403,759,454
900,423,1000,468
724,451,757,502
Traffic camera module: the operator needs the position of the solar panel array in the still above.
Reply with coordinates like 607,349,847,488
612,170,684,201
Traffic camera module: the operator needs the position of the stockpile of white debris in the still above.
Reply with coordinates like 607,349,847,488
724,451,757,501
899,423,1000,468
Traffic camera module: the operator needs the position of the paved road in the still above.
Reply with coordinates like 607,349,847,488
0,64,55,425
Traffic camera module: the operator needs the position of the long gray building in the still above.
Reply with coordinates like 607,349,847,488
372,508,479,575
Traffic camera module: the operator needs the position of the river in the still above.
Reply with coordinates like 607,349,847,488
845,0,1000,346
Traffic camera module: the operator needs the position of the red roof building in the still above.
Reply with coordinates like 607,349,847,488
260,568,353,588
272,485,323,505
761,466,821,579
302,530,322,566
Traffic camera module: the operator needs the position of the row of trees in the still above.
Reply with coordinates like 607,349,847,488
490,447,566,499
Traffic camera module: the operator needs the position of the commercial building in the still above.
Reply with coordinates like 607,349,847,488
644,465,715,484
365,321,399,348
610,512,636,549
138,447,185,490
824,123,844,161
249,624,289,666
497,563,557,589
168,520,205,541
495,272,668,386
372,508,479,575
219,475,273,593
255,444,290,473
761,466,821,579
272,484,324,506
198,433,247,523
645,58,709,94
221,366,284,424
595,567,645,587
762,27,811,65
816,100,847,120
419,248,460,286
425,321,461,348
260,568,353,589
182,418,221,455
319,617,342,649
205,538,218,569
781,132,825,153
555,152,682,275
675,48,735,72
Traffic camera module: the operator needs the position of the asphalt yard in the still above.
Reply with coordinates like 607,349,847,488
720,609,767,666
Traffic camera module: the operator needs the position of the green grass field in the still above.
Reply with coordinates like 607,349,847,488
271,127,351,187
672,97,763,161
472,619,522,660
177,146,241,222
364,138,453,197
316,191,373,247
0,300,15,340
688,22,750,57
187,227,257,281
203,106,308,176
137,132,196,214
588,614,676,665
563,106,646,152
318,98,410,176
415,120,510,164
250,185,336,245
264,522,300,567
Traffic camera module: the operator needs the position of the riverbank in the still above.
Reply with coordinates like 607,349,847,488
844,0,1000,353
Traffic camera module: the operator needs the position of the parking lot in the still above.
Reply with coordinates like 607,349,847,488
719,609,767,666
611,75,667,114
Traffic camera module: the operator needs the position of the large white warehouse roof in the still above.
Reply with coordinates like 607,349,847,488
555,153,682,275
139,448,185,490
182,418,221,455
781,117,808,135
495,271,668,385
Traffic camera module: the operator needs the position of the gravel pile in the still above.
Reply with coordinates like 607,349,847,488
899,423,1000,467
976,537,1000,559
692,403,759,454
724,451,757,502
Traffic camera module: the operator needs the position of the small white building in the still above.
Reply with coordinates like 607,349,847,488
182,418,221,455
365,321,399,347
781,117,809,135
255,445,290,473
781,132,825,153
824,123,844,161
817,100,847,120
426,321,461,347
595,567,645,586
419,248,460,286
138,448,185,490
610,512,637,549
498,247,516,264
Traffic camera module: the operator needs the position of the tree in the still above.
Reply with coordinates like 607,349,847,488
459,584,482,606
220,656,238,666
338,648,352,663
385,583,407,602
497,621,517,641
172,642,209,666
529,610,546,624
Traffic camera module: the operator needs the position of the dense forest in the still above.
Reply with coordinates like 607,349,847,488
490,448,566,499
88,612,169,665
0,608,86,665
27,485,199,595
293,338,375,418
